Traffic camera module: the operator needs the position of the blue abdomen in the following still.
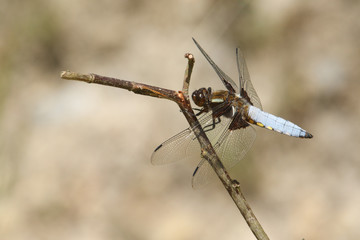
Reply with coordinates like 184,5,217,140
246,106,312,138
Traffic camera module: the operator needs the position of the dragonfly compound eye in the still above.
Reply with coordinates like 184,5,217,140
192,88,208,107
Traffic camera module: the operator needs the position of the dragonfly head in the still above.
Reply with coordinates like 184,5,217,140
192,87,210,107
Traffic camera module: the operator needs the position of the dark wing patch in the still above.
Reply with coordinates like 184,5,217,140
228,112,249,130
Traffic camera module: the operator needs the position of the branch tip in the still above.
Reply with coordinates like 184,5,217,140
185,53,194,60
60,71,94,83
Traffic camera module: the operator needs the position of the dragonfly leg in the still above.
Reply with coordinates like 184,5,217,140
191,116,221,141
193,108,206,116
203,117,221,133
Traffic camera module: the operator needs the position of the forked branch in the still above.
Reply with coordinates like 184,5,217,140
60,53,269,240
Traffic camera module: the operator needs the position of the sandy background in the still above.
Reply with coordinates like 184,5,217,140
1,0,359,239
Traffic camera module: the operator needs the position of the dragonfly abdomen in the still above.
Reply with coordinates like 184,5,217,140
246,106,312,138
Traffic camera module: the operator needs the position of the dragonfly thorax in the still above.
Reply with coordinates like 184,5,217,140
192,87,231,107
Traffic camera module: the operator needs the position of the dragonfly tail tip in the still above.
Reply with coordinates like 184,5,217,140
305,132,313,138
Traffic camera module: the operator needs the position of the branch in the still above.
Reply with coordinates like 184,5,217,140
60,54,270,240
182,53,195,99
60,71,181,102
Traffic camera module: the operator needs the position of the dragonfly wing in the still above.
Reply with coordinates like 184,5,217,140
151,107,224,165
214,124,256,169
192,120,256,189
193,38,239,93
151,127,200,165
236,48,263,110
191,159,218,189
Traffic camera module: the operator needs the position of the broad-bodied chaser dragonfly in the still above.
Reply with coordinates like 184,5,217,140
152,38,313,188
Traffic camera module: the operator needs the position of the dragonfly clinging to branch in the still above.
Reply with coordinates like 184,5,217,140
152,38,313,188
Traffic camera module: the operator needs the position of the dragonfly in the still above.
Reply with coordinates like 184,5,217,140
151,38,313,188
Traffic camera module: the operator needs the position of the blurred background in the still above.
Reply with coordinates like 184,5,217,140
1,0,359,239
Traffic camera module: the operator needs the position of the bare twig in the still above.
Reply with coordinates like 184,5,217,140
182,53,195,99
60,53,270,240
60,71,181,102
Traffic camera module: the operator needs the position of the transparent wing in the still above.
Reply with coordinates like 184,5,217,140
191,159,217,189
190,113,238,189
214,124,256,169
236,48,262,110
152,98,256,189
193,38,239,93
151,128,200,165
151,107,227,165
192,123,256,189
